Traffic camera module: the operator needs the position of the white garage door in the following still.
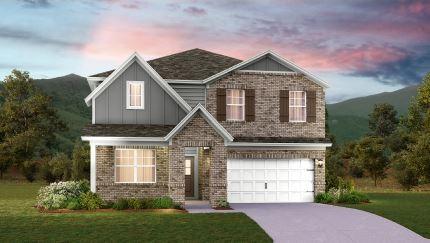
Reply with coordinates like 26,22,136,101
227,158,314,203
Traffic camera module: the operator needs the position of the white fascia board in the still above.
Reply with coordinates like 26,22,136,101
164,104,234,142
87,77,106,82
202,50,329,89
226,142,332,148
84,52,192,112
165,79,204,84
81,136,165,142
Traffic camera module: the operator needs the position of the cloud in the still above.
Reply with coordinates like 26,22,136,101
0,26,83,49
350,46,430,85
21,0,51,8
183,6,207,16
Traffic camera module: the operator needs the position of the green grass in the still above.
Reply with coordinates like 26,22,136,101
0,181,272,242
344,192,430,238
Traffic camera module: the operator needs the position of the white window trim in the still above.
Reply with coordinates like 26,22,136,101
114,148,156,184
126,81,145,110
289,91,307,123
226,89,245,121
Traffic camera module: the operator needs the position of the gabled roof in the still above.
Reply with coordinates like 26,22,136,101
165,103,234,142
89,48,242,80
202,50,329,88
84,52,192,112
82,124,175,137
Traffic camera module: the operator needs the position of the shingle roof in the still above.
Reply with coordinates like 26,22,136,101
233,137,331,143
89,48,242,80
82,124,175,137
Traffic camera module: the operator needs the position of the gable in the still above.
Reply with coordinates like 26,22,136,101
240,56,293,72
94,60,187,125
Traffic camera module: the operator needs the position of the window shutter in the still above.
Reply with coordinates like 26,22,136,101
306,90,317,123
217,88,226,121
280,90,289,122
245,89,255,122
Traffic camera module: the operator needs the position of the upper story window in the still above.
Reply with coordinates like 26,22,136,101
289,91,306,122
126,81,145,109
115,149,156,183
226,89,245,121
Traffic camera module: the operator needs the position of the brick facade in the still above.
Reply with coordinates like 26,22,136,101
206,71,325,138
95,146,169,201
169,113,227,207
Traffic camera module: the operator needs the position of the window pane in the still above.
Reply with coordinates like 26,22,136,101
137,167,155,182
144,150,154,158
116,150,133,165
226,105,244,120
185,159,191,168
116,167,134,182
185,167,191,175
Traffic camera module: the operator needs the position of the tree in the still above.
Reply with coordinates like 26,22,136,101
71,140,90,180
354,136,389,186
47,153,71,181
0,70,65,177
368,103,398,137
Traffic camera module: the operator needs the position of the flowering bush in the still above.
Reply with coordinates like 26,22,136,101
36,181,90,210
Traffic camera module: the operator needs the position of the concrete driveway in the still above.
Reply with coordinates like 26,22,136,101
231,203,427,243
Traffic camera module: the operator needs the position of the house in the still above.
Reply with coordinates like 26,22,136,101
82,48,331,207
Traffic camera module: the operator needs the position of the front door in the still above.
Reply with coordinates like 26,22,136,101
185,156,195,198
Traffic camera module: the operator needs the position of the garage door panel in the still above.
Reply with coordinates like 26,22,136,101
227,158,314,203
255,170,265,180
266,170,277,180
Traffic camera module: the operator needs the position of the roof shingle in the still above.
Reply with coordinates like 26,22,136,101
89,48,242,80
82,124,175,137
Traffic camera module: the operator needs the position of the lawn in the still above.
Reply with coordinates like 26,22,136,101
344,192,430,239
0,181,272,242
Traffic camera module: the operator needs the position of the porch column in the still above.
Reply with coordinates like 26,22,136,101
209,144,228,207
168,144,186,205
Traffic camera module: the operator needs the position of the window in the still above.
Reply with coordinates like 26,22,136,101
115,149,155,183
289,91,306,122
226,89,245,121
126,81,144,109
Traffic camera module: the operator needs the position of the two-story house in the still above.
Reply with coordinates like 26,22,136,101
82,48,331,207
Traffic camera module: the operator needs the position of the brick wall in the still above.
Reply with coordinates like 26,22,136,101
206,72,325,138
95,146,169,201
169,113,227,207
198,147,210,200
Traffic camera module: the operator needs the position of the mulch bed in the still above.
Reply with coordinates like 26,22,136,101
36,207,187,214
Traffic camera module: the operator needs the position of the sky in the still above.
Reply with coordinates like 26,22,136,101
1,0,429,103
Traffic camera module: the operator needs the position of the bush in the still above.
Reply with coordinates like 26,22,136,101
127,198,143,209
36,181,90,210
338,193,360,204
350,191,370,203
22,161,38,182
42,153,72,182
315,193,334,204
71,140,90,180
151,197,174,209
113,198,129,210
216,199,230,208
80,192,103,210
66,198,82,210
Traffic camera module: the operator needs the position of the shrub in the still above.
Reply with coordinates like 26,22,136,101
350,191,370,203
127,198,143,210
151,197,174,209
44,153,72,182
338,193,360,204
113,198,129,210
315,193,334,204
22,160,38,182
66,198,82,210
80,192,103,210
36,181,90,210
216,199,230,208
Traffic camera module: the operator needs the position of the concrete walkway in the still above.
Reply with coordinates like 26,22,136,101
231,203,428,243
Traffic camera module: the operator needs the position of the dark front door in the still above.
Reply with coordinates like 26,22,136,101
185,156,194,198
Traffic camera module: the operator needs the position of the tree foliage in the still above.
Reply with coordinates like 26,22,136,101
71,140,90,180
0,70,65,178
368,103,398,137
353,136,389,186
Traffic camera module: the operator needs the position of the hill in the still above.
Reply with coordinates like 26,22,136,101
327,85,419,144
0,74,91,154
33,74,91,153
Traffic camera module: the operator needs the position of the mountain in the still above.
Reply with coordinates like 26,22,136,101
327,85,419,144
0,74,91,154
33,74,91,153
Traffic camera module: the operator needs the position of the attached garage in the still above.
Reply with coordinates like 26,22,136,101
227,158,315,203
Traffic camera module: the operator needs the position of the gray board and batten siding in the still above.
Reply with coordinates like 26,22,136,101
240,55,293,72
94,61,187,125
170,84,206,107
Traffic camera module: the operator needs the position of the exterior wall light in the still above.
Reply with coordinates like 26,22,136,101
316,159,324,168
